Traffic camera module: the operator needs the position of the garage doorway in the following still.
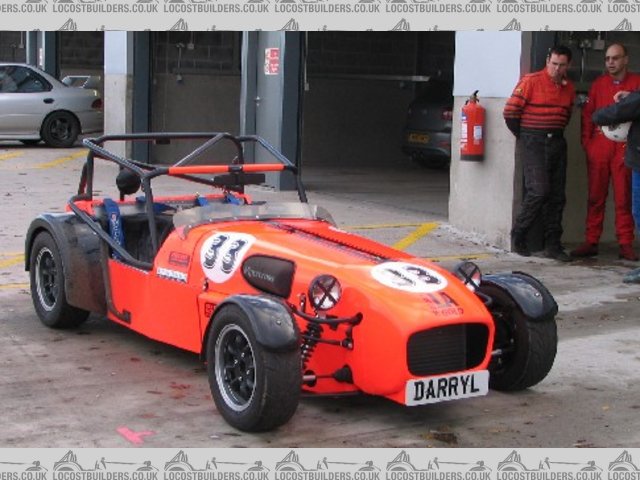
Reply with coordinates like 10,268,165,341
300,32,455,218
149,31,242,164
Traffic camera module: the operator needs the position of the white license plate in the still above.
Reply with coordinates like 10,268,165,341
405,370,489,406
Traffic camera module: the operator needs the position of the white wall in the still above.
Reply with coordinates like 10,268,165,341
454,31,523,99
449,32,524,250
104,31,134,158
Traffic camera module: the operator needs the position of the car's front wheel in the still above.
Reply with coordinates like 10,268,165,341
484,284,557,391
41,111,80,148
206,305,301,431
29,232,89,329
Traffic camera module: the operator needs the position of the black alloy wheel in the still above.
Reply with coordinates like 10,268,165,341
29,232,89,328
207,304,301,431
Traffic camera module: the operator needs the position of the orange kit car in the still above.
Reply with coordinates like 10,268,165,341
25,133,558,432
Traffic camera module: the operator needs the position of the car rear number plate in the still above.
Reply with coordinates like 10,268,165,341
406,370,489,406
408,133,429,144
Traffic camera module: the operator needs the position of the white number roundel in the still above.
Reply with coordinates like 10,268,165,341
200,232,255,283
371,262,448,293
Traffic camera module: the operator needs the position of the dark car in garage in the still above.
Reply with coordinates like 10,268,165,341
401,79,453,168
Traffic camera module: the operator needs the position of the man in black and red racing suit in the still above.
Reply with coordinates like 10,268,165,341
504,45,576,262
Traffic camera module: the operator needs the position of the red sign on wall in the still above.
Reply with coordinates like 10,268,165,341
264,47,280,75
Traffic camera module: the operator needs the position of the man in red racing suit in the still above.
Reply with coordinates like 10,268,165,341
572,43,640,261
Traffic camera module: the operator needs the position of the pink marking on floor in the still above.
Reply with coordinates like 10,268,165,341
117,426,155,445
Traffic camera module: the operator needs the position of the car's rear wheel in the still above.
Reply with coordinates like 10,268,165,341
29,232,89,329
206,305,301,431
20,139,41,146
484,285,557,391
41,111,79,148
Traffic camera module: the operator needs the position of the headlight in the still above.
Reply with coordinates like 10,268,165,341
309,275,342,311
453,261,482,292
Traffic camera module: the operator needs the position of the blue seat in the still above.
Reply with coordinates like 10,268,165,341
102,198,124,260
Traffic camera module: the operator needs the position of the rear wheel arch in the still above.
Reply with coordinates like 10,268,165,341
25,219,69,273
42,109,81,128
29,230,89,328
26,215,106,315
25,226,48,272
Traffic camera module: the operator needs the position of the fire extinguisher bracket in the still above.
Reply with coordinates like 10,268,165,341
460,90,485,162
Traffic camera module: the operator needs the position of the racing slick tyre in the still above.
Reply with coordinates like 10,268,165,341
206,305,301,431
483,285,557,391
41,111,80,148
29,232,89,329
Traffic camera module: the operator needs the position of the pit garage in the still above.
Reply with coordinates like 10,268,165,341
142,31,455,217
127,31,640,248
144,31,454,167
4,31,640,245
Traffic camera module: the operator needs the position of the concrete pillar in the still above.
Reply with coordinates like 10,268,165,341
240,31,258,162
28,32,58,76
104,31,134,158
281,31,303,175
25,32,38,66
132,32,151,162
41,32,58,78
240,31,302,190
449,32,528,250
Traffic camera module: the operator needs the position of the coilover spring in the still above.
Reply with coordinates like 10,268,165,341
301,323,323,369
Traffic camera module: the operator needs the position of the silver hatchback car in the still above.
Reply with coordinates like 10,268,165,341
0,63,103,147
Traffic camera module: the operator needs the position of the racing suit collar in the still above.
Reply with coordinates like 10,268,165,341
543,68,568,87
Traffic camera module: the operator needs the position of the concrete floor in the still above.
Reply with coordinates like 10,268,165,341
1,142,639,447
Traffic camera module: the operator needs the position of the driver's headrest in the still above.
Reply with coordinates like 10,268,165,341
116,169,141,196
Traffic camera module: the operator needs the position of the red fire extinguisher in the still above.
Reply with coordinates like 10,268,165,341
460,90,485,161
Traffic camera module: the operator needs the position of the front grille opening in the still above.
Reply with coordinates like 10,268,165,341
407,323,489,377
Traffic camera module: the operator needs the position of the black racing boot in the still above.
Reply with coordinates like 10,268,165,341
545,244,572,263
511,229,530,257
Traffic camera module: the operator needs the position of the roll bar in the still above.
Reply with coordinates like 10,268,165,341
69,132,308,269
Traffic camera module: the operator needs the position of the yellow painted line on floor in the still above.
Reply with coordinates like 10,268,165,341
347,222,425,231
36,149,87,169
0,282,29,290
393,222,439,251
0,254,24,269
0,151,24,162
425,252,493,262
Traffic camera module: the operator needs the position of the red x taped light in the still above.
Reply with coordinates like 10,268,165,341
309,275,342,311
